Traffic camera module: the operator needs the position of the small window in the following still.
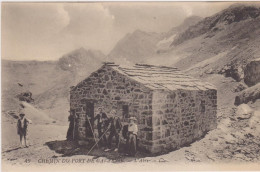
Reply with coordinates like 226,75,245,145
122,105,129,118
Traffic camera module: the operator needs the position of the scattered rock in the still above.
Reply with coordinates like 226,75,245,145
234,83,260,105
16,91,34,103
236,104,254,119
219,64,244,82
205,68,214,74
232,82,247,92
185,150,200,162
7,110,19,119
248,110,260,137
224,134,237,144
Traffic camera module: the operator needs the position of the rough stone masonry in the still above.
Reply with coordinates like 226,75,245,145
70,63,217,154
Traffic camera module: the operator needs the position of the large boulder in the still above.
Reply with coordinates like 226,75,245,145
236,104,253,119
220,65,244,82
234,83,260,105
16,91,34,103
244,58,260,87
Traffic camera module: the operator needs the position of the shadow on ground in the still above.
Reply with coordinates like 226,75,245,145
2,147,23,153
45,140,151,162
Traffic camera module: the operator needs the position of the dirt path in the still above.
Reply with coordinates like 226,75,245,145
2,121,68,165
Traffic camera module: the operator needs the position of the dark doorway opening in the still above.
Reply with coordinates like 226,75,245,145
86,101,94,137
122,105,129,119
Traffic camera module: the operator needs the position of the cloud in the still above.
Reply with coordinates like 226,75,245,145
54,3,117,54
62,3,115,35
2,3,71,60
2,2,236,61
107,3,188,33
182,5,193,17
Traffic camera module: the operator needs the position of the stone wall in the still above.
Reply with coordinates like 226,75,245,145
151,89,217,154
70,65,154,151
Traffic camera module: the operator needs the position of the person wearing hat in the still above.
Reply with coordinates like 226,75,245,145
126,116,138,156
17,113,32,147
104,110,122,152
93,107,108,146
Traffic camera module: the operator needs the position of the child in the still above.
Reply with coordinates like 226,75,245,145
17,113,32,147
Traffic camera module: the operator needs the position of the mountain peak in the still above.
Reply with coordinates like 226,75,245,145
172,4,260,46
58,48,105,71
133,29,145,34
108,29,163,63
217,4,260,24
182,16,202,24
131,29,160,37
77,47,87,52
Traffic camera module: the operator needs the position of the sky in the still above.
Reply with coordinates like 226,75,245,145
2,2,236,61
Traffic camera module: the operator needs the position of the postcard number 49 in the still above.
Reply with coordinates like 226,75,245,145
25,159,31,163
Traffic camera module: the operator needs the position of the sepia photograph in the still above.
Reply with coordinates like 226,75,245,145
1,1,260,171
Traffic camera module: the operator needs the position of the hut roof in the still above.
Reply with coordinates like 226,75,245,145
107,63,216,91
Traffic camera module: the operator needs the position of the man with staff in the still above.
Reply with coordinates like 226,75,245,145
86,109,121,154
93,107,108,147
86,109,139,157
104,109,122,152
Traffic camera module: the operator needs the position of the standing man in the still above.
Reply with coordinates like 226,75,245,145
126,117,138,156
104,110,122,152
17,113,32,148
93,107,108,147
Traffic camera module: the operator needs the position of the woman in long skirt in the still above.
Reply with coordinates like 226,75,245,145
127,117,138,156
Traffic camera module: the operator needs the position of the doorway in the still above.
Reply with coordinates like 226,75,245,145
85,100,94,137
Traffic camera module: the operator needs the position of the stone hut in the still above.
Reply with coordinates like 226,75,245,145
70,63,217,154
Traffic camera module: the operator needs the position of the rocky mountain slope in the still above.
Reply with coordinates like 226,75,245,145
109,5,260,84
108,30,164,63
158,4,260,82
2,48,105,123
108,16,202,63
156,16,202,53
107,4,260,110
35,48,105,122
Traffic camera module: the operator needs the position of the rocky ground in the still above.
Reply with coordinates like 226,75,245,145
2,113,67,165
2,69,260,170
2,101,260,169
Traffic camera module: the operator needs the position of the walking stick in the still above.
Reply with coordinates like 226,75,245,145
117,131,121,150
86,127,110,155
86,116,99,148
72,116,75,140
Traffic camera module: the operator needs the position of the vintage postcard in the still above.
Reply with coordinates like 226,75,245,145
1,1,260,171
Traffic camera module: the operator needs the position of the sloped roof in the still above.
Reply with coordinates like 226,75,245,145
107,63,216,91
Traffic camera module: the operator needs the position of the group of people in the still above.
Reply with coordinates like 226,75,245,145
67,107,139,156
